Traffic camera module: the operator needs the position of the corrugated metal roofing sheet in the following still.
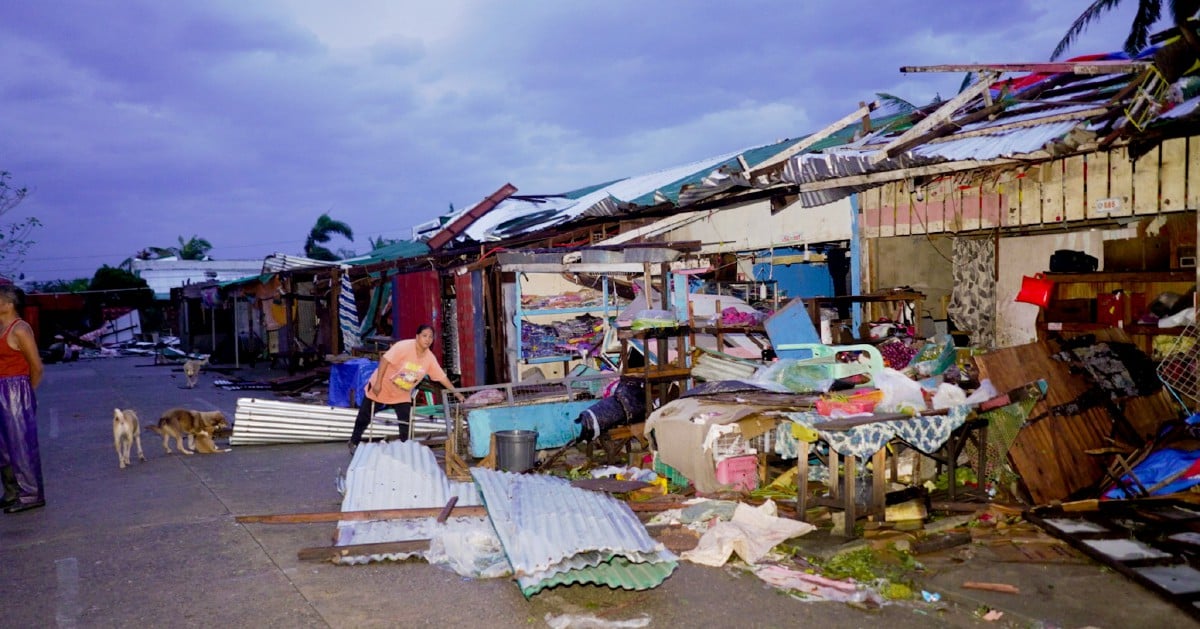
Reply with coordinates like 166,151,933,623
335,440,489,565
915,120,1081,161
343,240,431,266
788,120,1084,207
231,397,444,445
260,253,338,272
456,146,763,242
471,468,677,597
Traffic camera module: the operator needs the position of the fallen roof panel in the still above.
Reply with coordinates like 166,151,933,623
471,468,677,597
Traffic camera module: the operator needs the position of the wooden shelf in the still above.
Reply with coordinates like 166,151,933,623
1038,270,1196,355
1043,270,1195,283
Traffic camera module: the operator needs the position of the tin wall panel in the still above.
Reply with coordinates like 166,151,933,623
455,270,486,387
393,270,443,363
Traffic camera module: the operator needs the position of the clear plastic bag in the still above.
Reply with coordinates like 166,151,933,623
754,359,834,393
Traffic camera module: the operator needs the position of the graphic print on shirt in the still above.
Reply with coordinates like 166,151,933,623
391,361,425,390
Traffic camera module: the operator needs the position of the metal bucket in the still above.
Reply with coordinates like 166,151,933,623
494,429,538,473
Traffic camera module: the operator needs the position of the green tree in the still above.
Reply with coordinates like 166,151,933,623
303,213,354,261
0,171,41,277
86,265,156,325
1053,0,1200,59
27,278,89,293
148,235,213,261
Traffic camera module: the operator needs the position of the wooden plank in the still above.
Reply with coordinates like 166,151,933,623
880,181,897,238
1108,146,1135,217
1040,161,1065,224
1132,145,1160,215
1063,155,1087,222
1159,138,1187,212
979,181,1003,229
926,178,948,233
901,60,1150,74
975,342,1110,504
862,186,882,239
1019,171,1043,226
1000,171,1021,227
751,101,879,173
1190,137,1200,211
798,158,1021,192
872,74,996,163
236,505,488,524
959,183,982,232
896,183,913,236
1084,151,1110,219
299,539,431,562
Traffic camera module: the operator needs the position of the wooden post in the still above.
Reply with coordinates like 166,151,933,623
796,440,810,522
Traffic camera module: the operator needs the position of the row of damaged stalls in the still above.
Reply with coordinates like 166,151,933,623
797,117,1200,612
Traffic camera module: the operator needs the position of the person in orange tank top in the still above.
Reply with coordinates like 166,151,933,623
0,284,45,513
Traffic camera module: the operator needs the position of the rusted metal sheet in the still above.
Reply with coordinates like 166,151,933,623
392,270,443,363
455,269,486,387
427,183,517,250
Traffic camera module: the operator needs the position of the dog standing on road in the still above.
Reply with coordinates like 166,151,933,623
182,357,209,389
146,408,229,455
113,408,146,469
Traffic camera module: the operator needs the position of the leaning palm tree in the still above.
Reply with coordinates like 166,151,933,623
303,213,354,261
174,235,213,260
1052,0,1200,60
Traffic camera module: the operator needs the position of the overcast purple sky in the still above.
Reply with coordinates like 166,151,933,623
2,1,1152,283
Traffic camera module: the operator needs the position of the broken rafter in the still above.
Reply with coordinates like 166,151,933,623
426,183,518,251
870,73,997,164
751,100,880,175
799,158,1024,192
235,505,488,524
901,61,1151,75
298,539,431,562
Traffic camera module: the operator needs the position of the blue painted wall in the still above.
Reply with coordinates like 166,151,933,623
752,247,834,301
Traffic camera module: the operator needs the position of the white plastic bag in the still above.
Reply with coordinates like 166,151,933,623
873,367,925,414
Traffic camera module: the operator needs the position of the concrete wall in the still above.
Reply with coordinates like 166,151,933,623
869,235,955,337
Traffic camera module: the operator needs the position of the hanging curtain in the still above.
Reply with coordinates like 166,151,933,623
338,268,362,351
948,237,996,349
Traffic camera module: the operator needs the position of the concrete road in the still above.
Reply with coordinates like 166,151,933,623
2,356,1194,628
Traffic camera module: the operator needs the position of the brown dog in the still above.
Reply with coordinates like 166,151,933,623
113,408,146,468
146,408,229,455
192,430,230,454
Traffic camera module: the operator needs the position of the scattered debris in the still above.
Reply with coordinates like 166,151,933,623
962,581,1020,594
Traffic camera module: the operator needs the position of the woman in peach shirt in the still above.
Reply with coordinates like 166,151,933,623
348,324,463,453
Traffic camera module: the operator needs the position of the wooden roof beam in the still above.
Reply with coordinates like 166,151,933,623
870,73,997,164
750,100,879,176
799,158,1023,192
901,61,1150,75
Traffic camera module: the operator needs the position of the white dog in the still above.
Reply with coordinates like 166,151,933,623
113,408,146,469
182,356,209,389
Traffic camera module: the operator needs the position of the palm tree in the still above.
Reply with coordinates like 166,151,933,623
303,213,354,261
148,235,213,260
1052,0,1200,60
122,236,212,269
